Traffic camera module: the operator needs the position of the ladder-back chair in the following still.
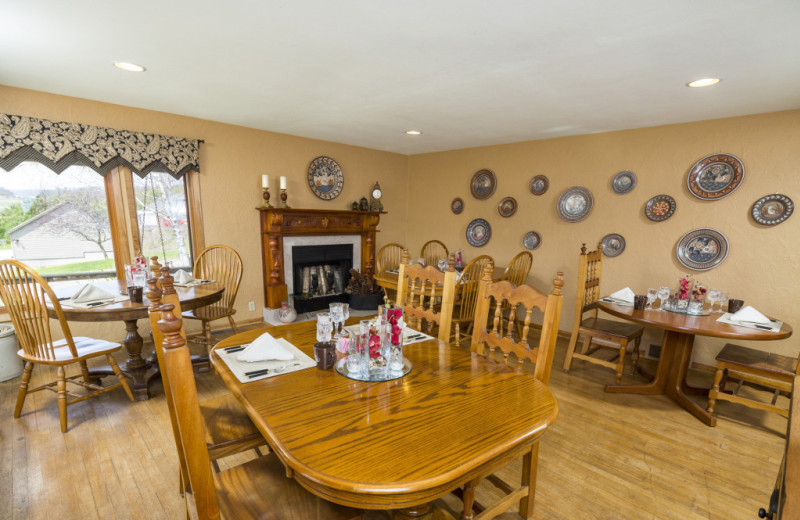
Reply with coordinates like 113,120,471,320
154,306,363,520
182,245,243,371
457,260,564,520
376,242,406,301
420,240,449,269
146,268,266,487
452,254,493,345
0,260,134,432
499,251,534,337
563,243,643,383
396,250,457,341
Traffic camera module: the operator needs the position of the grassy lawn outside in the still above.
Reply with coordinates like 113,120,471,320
37,258,115,275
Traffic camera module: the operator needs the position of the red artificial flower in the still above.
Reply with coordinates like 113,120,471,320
368,334,381,358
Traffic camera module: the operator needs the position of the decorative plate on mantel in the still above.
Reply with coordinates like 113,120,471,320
307,156,344,200
686,153,744,200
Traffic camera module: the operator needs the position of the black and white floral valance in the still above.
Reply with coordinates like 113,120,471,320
0,113,200,178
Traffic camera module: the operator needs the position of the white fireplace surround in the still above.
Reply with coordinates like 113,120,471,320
281,235,361,304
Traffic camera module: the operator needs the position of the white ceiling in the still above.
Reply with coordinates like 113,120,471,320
2,0,800,155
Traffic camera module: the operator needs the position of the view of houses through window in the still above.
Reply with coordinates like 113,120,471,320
0,162,192,281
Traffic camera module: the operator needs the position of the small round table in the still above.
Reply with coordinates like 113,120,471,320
49,279,223,400
597,301,793,426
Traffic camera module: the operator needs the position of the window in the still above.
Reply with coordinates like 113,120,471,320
0,162,202,282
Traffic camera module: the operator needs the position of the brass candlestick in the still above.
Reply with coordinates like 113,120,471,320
262,187,273,208
280,188,290,208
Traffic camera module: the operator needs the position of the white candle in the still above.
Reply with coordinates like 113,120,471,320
280,176,287,190
262,174,269,188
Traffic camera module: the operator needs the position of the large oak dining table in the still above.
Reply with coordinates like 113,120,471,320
48,279,223,400
597,301,793,426
210,319,558,518
374,266,504,296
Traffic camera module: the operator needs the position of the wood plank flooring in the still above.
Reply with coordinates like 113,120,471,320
0,327,786,520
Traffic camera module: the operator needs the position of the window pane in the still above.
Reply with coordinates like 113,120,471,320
132,172,192,269
0,162,115,280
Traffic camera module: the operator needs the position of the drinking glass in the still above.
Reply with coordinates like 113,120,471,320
646,288,657,309
329,303,344,337
719,291,730,313
316,312,333,343
657,286,670,311
346,329,363,374
707,289,721,313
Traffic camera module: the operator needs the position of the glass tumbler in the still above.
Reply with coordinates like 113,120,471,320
316,312,333,343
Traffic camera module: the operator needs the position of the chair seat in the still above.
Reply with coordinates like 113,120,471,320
716,343,797,377
580,317,643,339
183,306,235,322
200,394,263,449
214,453,361,520
18,336,121,362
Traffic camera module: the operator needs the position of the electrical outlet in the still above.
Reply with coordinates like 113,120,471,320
248,301,255,311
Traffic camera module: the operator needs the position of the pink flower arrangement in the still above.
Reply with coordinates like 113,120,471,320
387,307,403,346
678,275,693,300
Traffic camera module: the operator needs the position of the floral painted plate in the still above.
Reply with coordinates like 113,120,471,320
751,194,794,225
451,197,464,214
556,186,593,223
522,231,541,250
470,169,497,200
645,194,677,222
612,171,637,194
307,156,344,200
529,175,549,195
497,197,517,217
676,228,729,271
687,153,744,200
600,233,626,257
466,218,491,247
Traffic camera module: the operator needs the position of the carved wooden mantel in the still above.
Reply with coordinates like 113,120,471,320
258,208,382,309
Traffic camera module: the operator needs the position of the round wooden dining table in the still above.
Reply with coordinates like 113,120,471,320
597,301,793,426
48,279,223,400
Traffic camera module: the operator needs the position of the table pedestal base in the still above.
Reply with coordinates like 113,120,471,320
605,330,716,426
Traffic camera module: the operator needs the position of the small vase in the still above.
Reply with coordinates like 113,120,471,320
278,301,297,323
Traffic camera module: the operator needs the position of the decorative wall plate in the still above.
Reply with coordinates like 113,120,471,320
600,233,626,257
645,194,677,222
470,169,497,200
451,197,464,214
676,228,729,271
529,175,549,195
466,218,491,247
522,231,541,250
752,194,794,225
556,186,593,223
307,156,344,200
497,197,517,217
612,171,637,194
687,153,744,200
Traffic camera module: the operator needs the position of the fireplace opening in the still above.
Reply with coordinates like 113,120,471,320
291,244,353,313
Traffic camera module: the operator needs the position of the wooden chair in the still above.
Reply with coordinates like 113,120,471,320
181,245,243,371
396,249,457,341
0,260,134,432
154,305,363,520
457,260,564,520
707,343,798,420
499,251,534,338
376,242,405,301
452,255,493,346
563,243,643,383
146,269,267,486
420,239,449,269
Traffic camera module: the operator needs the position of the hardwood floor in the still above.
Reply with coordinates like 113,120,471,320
0,327,786,520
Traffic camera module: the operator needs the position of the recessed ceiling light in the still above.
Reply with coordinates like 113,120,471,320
405,130,421,135
113,62,146,72
686,78,720,88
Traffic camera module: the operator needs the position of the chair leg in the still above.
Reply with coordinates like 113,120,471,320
108,354,135,401
563,333,580,372
630,336,642,375
518,442,540,519
57,366,68,433
79,361,91,383
14,362,34,418
227,315,239,334
616,340,628,384
707,367,725,414
460,479,478,520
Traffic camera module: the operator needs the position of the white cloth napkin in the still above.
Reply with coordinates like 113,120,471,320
237,332,294,362
608,287,635,303
174,269,194,284
71,284,117,303
730,305,771,324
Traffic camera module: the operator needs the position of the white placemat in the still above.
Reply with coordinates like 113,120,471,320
173,279,215,287
716,313,783,333
598,296,634,308
217,338,315,383
343,326,435,346
59,295,129,308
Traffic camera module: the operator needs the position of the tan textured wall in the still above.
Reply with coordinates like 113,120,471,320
0,85,409,340
407,110,800,364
